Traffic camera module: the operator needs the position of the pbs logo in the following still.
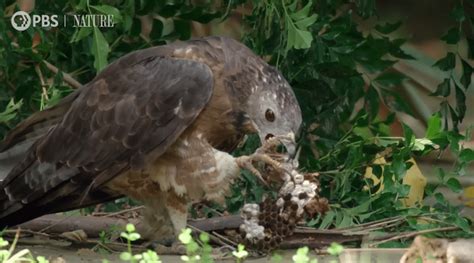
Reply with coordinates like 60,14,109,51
11,11,31,31
11,11,59,31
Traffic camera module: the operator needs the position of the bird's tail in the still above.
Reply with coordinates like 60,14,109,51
0,92,78,181
0,92,80,227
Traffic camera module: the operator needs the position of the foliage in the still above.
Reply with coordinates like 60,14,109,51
178,228,213,263
1,0,473,248
119,223,162,263
292,247,317,263
0,0,228,133
237,0,474,241
0,225,346,263
0,234,49,263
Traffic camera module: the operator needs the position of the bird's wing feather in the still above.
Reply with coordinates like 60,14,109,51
0,54,214,224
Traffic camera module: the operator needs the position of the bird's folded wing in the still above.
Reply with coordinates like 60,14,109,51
0,54,214,221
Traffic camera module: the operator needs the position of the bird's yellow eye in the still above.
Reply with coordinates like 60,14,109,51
265,109,275,122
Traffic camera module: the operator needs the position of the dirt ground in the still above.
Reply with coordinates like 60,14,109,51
21,245,407,263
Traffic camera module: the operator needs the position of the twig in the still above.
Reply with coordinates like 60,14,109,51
11,42,83,89
3,229,51,238
42,60,83,89
102,206,144,218
91,241,116,253
336,216,404,231
211,231,238,247
369,226,459,247
34,64,49,100
187,224,235,250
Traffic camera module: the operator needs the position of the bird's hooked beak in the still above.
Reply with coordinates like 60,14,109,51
279,132,299,159
263,132,299,160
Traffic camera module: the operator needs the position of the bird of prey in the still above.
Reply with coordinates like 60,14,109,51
0,36,302,245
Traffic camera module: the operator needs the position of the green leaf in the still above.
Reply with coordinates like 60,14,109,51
91,27,110,73
460,59,473,89
431,78,451,97
128,233,141,241
285,1,317,51
0,99,23,123
290,1,312,20
375,21,402,34
365,85,380,118
90,5,122,23
379,88,413,115
450,3,465,22
126,223,135,233
292,247,310,263
436,168,446,182
392,156,407,180
433,52,456,71
178,228,193,244
426,113,442,139
446,177,462,193
120,252,132,261
356,0,376,17
199,232,210,243
327,242,344,256
460,149,474,162
294,14,318,29
434,192,447,206
454,216,470,232
232,244,249,259
454,83,466,120
467,37,474,59
441,28,460,45
287,26,313,50
403,123,414,147
71,27,92,43
319,210,335,229
413,138,435,151
374,72,406,87
0,237,9,247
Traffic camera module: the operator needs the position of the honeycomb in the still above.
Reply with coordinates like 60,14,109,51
238,136,329,251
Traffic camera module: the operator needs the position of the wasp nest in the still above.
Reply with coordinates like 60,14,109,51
238,136,329,251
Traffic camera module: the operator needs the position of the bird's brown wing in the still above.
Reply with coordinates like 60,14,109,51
0,54,214,225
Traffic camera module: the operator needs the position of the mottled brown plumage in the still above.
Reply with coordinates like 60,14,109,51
0,36,302,243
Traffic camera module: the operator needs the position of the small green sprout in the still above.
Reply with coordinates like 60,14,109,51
232,244,249,262
141,250,162,263
292,246,318,263
178,228,203,263
327,242,344,256
179,228,193,245
119,223,161,263
0,237,9,248
36,256,50,263
293,247,310,263
121,224,141,242
180,255,201,262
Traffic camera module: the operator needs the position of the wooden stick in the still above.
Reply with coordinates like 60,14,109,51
16,214,365,249
369,226,459,247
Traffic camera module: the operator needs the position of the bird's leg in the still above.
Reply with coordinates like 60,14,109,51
162,192,188,255
143,193,188,255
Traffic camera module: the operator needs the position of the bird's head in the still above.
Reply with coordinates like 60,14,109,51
246,67,302,157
